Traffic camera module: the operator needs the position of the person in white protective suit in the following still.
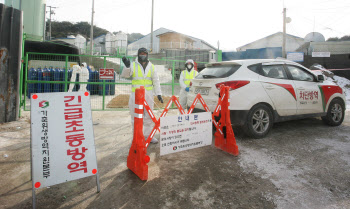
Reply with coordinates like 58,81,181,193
179,59,198,109
121,48,163,144
68,62,90,92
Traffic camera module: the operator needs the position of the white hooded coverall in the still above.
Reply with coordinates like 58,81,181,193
121,58,162,138
68,64,90,92
179,68,198,109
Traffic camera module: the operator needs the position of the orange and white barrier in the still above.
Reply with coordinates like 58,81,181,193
127,85,239,180
127,87,150,180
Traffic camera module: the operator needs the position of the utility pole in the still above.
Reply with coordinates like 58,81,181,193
47,6,56,40
150,0,154,53
282,7,286,58
90,0,95,55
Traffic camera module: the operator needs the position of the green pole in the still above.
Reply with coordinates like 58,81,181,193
64,56,68,91
102,57,106,110
172,61,175,108
172,61,175,96
102,80,106,110
19,33,26,117
217,50,222,62
24,53,29,111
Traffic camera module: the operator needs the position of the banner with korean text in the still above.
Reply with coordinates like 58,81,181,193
30,92,98,189
99,68,115,80
160,112,212,156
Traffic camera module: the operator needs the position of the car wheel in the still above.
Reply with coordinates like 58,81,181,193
243,104,273,138
321,98,345,126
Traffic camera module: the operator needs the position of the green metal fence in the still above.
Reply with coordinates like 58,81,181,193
20,52,209,112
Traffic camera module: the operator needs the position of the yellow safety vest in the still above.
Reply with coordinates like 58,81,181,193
132,62,154,92
182,70,198,87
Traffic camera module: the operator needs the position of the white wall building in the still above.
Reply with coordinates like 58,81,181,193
127,27,216,55
54,34,86,54
86,32,128,55
90,34,106,55
105,32,127,55
74,34,86,53
236,32,305,52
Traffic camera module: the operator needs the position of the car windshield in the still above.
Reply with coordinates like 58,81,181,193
196,65,241,79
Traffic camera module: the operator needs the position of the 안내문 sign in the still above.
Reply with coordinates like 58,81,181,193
160,112,212,156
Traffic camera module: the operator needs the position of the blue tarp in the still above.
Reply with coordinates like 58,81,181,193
222,47,282,61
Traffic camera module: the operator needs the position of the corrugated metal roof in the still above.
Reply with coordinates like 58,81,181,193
237,32,304,49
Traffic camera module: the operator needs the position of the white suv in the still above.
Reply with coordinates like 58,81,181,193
187,59,346,138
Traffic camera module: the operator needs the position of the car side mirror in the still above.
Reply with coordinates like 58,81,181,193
317,75,324,82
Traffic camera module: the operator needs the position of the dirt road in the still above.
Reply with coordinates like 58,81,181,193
0,110,349,209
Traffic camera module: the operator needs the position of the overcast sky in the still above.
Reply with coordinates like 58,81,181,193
45,0,350,51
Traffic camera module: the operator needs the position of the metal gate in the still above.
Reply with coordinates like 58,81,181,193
20,52,208,112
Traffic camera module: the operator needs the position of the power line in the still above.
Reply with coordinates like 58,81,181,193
287,2,350,13
298,15,348,36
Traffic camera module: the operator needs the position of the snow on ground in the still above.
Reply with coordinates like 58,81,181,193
239,146,330,209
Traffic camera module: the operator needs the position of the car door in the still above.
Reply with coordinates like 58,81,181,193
259,63,297,116
285,65,323,114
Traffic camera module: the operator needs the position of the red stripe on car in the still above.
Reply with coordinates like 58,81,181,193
320,85,343,105
269,83,297,100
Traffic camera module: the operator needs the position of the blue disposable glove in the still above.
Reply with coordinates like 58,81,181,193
185,87,190,92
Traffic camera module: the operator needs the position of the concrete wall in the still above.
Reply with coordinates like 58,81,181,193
301,54,350,70
309,41,350,55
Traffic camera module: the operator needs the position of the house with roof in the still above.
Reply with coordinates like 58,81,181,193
223,32,305,61
236,32,305,52
53,34,86,54
127,28,218,72
127,27,217,55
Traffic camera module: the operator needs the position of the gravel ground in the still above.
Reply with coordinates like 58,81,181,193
0,109,349,209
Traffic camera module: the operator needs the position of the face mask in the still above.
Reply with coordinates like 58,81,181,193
138,55,148,62
186,64,193,70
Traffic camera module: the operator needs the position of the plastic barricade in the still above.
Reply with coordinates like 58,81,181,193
27,67,37,98
57,68,63,92
208,86,239,155
91,71,99,95
127,85,239,181
105,79,110,95
98,78,103,96
87,69,93,92
127,87,149,180
59,68,65,92
98,78,110,96
51,68,60,92
37,68,43,93
42,67,51,93
49,67,54,92
110,72,116,96
66,69,72,92
48,67,54,92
